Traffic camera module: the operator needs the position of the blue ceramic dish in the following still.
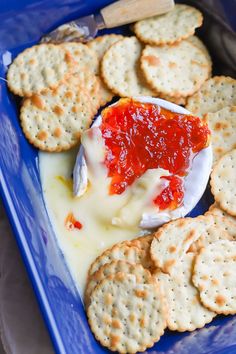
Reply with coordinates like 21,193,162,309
0,1,236,353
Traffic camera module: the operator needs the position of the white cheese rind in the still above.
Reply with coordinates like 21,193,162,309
140,146,212,228
73,97,212,228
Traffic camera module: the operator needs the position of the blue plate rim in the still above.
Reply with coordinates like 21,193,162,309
0,172,65,354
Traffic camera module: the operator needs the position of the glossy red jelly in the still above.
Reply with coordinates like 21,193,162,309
153,176,184,210
100,99,210,210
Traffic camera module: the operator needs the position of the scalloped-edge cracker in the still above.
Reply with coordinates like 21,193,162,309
134,4,203,46
61,42,99,74
88,243,146,277
210,149,236,216
88,34,124,106
96,74,114,107
186,76,236,117
155,253,216,331
158,93,187,106
85,260,153,308
20,74,94,151
188,224,233,253
151,216,212,274
193,240,236,314
88,273,167,353
87,34,124,62
187,36,212,64
206,202,236,228
67,70,101,114
141,40,211,98
188,214,236,253
7,44,73,97
101,36,155,97
203,106,236,165
120,234,155,269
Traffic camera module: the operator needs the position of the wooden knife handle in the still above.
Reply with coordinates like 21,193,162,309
100,0,174,28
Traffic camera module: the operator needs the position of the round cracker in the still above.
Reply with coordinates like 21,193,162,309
206,203,236,229
96,75,114,107
85,260,153,308
187,36,212,64
151,214,234,274
88,243,146,277
120,234,155,269
141,40,211,98
101,36,155,97
210,149,236,216
87,34,124,61
186,76,236,117
124,234,153,251
20,74,94,151
188,214,236,253
158,93,187,106
203,106,236,165
155,253,215,331
188,224,233,254
7,44,73,97
61,42,99,74
202,214,236,239
88,273,167,353
150,216,207,274
193,240,236,314
88,34,124,106
67,70,101,114
134,4,203,46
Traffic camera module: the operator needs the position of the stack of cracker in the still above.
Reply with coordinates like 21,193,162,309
185,74,236,230
101,4,212,105
9,4,236,155
6,4,215,153
86,213,236,353
7,37,125,151
7,43,102,151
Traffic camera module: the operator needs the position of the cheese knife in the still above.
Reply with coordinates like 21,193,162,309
41,0,174,44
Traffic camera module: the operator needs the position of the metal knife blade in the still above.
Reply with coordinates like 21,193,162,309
41,0,175,44
41,14,105,44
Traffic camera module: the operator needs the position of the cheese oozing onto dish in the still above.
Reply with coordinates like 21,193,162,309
39,97,212,294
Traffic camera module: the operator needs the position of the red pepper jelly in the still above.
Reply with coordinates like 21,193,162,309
100,99,210,210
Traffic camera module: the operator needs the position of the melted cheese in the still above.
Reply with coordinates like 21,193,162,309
39,97,212,295
39,149,149,295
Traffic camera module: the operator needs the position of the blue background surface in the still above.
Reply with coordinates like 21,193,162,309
0,1,236,353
